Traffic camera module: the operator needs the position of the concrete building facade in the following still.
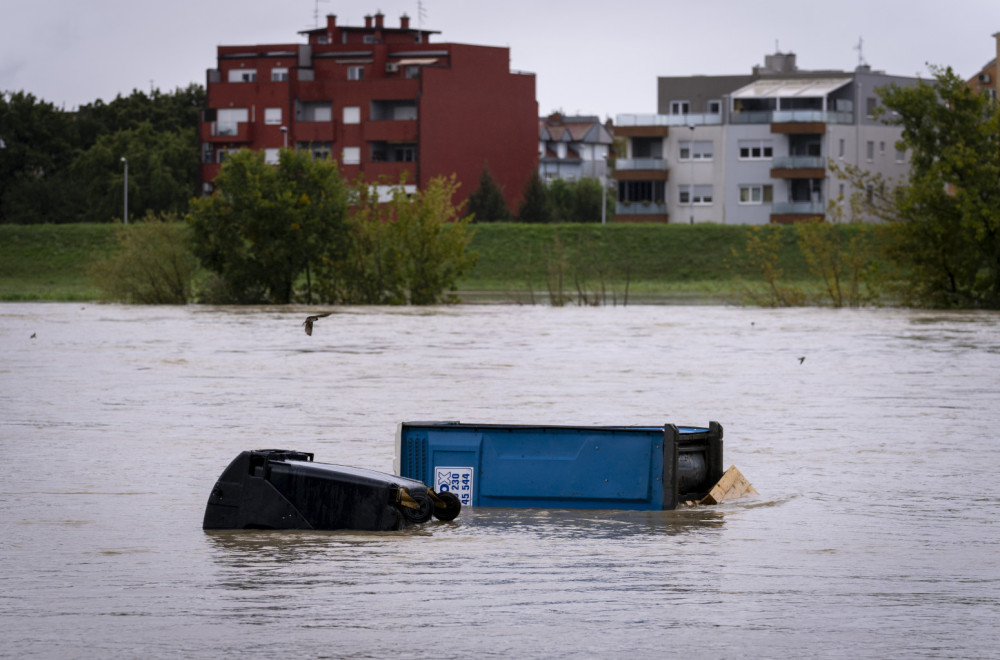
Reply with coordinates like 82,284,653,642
613,53,918,224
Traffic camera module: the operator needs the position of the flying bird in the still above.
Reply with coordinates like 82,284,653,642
302,312,334,336
798,356,805,364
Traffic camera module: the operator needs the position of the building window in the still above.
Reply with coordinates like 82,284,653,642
708,100,721,114
227,69,257,83
866,141,875,161
670,101,690,115
348,66,364,81
405,66,421,79
216,108,248,136
866,97,877,118
895,148,906,163
370,100,418,121
342,146,361,164
738,140,773,160
271,67,289,82
264,148,280,165
679,184,713,205
264,108,282,125
343,106,361,124
738,184,773,204
838,138,845,159
297,101,332,122
879,141,886,155
679,141,713,161
370,141,417,162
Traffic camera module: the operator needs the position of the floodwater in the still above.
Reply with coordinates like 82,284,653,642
1,302,998,659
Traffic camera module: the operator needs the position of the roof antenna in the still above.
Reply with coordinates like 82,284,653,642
417,0,427,30
313,0,329,28
854,36,866,67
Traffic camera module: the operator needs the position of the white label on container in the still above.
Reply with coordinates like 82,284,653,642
436,466,474,506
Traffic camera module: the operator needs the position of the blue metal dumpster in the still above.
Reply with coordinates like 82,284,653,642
394,422,723,510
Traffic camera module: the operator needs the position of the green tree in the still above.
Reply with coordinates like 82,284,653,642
547,177,611,223
395,175,478,303
320,177,407,304
74,85,205,149
0,91,80,223
871,66,1000,308
570,177,609,223
732,225,806,307
517,169,552,223
466,163,511,222
89,211,198,304
71,121,199,222
321,175,477,304
188,149,349,304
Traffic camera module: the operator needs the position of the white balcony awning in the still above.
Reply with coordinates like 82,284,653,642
731,78,851,99
395,58,439,65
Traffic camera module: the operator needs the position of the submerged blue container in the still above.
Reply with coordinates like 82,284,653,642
394,422,723,510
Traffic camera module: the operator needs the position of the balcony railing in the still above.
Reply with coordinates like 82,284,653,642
772,201,825,215
732,110,853,124
771,156,825,169
615,113,723,127
616,201,668,215
615,158,669,171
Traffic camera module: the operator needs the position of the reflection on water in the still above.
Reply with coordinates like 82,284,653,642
1,303,999,658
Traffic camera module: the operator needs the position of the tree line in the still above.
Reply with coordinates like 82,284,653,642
0,87,613,225
0,86,204,224
6,65,1000,308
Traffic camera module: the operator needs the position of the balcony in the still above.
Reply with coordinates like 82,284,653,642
613,201,669,223
613,159,669,181
364,119,418,142
770,200,825,224
202,121,253,143
770,156,826,179
616,113,723,127
731,110,853,127
295,121,337,143
615,158,669,171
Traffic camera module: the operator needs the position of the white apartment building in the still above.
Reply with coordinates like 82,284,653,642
613,53,918,224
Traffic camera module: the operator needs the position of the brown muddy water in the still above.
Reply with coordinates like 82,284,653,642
1,302,998,658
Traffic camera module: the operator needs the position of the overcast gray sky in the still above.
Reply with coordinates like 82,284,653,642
2,0,998,120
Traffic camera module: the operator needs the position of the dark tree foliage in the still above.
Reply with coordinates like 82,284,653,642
0,86,205,224
0,91,80,223
466,163,512,222
517,169,553,223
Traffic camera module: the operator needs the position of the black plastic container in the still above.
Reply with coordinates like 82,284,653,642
203,449,461,531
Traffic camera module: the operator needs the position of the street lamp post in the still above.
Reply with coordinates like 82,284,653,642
688,124,695,224
121,157,128,225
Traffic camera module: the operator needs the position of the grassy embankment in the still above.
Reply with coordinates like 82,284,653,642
0,222,845,304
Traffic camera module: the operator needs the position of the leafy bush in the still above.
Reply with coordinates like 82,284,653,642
89,212,198,303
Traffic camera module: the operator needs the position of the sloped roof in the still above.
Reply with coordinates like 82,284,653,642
539,116,612,144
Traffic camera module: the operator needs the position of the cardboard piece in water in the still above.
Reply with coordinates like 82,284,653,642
699,465,758,505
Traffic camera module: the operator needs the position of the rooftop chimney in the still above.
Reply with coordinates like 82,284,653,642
400,13,410,29
364,14,372,28
375,12,384,28
326,14,336,30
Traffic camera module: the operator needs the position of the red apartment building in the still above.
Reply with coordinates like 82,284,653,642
201,12,538,210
